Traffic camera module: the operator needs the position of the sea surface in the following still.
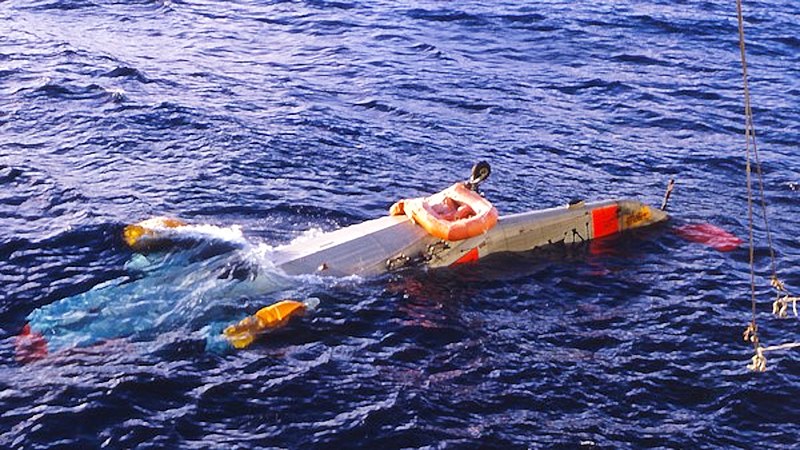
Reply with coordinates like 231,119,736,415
2,0,799,448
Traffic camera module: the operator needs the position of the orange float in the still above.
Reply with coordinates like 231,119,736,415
390,182,498,241
223,299,310,349
123,217,186,251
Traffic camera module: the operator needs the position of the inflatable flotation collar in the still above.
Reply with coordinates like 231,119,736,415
223,299,318,349
123,217,187,251
390,182,498,241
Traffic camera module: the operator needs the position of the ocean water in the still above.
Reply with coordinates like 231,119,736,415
1,0,799,448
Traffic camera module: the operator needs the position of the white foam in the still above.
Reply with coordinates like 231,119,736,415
149,223,247,246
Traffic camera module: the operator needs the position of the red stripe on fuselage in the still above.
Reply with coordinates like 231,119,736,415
592,205,620,239
451,247,479,265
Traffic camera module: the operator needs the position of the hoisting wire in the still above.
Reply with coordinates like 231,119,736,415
737,2,777,279
736,0,798,372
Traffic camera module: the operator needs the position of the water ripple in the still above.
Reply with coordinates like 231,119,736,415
1,0,799,447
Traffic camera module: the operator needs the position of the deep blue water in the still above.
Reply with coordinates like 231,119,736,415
2,0,800,448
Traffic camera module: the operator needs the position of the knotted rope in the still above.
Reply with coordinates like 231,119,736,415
736,0,799,371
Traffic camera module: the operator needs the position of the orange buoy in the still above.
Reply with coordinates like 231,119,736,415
390,182,498,241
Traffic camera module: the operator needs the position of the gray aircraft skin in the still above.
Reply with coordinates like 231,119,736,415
271,198,668,277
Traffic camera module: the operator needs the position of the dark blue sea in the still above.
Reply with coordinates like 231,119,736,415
2,0,799,448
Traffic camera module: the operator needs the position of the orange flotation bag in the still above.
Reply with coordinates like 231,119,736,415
123,217,187,251
390,182,498,241
223,300,309,349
